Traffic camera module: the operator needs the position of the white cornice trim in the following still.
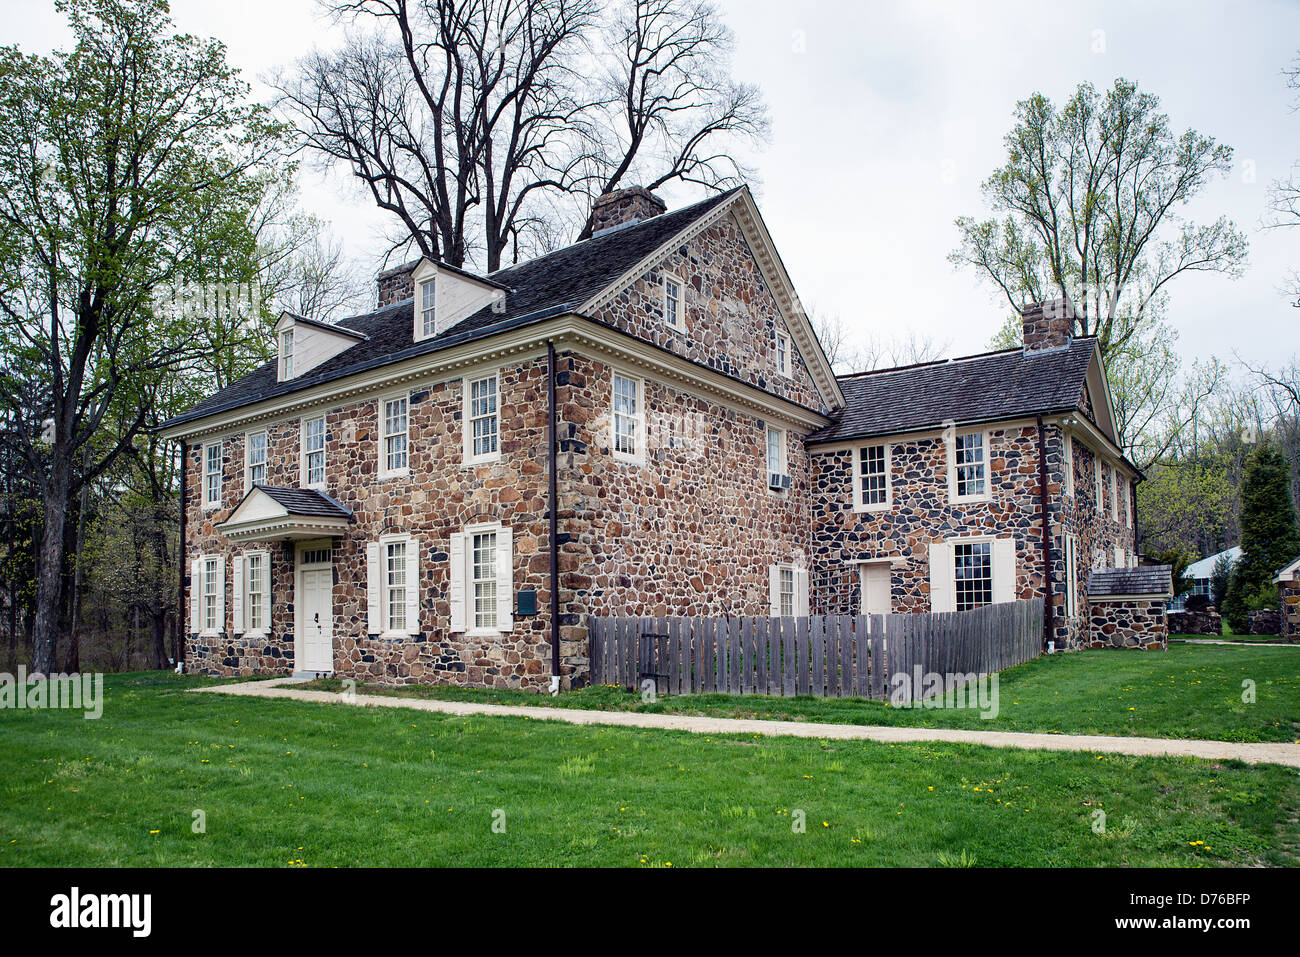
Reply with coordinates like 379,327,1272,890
161,314,830,442
217,515,351,543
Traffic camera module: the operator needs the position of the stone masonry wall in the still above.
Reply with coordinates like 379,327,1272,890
1281,579,1300,640
1086,597,1167,650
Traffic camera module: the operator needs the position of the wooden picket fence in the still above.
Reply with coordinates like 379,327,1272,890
588,597,1044,701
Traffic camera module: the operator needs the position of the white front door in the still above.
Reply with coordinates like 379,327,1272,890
297,563,334,673
860,563,891,616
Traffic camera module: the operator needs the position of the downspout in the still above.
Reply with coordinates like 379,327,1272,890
1036,416,1054,652
547,342,561,694
177,440,187,672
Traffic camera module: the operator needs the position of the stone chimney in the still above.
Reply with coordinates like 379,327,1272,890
1021,297,1075,354
587,186,666,236
376,260,419,308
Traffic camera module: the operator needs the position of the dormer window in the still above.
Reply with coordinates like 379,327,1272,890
663,274,683,330
420,279,437,338
280,329,294,380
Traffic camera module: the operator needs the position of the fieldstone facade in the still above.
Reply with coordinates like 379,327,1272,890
1167,607,1223,636
1086,597,1168,649
1281,577,1300,640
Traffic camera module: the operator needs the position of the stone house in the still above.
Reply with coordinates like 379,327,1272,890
160,185,1158,690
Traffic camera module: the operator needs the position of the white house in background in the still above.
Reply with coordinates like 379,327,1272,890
1169,545,1241,610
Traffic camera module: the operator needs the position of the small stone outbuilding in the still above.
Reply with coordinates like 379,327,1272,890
1086,566,1173,650
1276,557,1300,641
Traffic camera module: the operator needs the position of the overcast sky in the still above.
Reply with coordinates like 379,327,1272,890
10,0,1299,369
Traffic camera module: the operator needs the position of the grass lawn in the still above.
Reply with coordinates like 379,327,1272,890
1,672,1298,867
302,643,1300,744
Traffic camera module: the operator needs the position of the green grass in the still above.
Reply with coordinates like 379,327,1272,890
1,672,1298,867
303,644,1300,743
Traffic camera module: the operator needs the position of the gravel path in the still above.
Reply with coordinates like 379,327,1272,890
193,678,1300,768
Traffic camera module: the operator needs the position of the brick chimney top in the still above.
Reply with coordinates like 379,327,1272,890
588,186,666,237
1021,297,1075,354
376,260,420,309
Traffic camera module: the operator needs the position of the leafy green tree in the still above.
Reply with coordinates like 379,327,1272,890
1222,443,1300,632
1209,553,1234,608
0,0,288,674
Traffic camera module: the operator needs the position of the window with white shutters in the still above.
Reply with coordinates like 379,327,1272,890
386,540,407,634
449,524,513,634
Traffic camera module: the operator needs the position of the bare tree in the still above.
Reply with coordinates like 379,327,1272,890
274,0,767,270
1265,53,1300,305
810,310,947,376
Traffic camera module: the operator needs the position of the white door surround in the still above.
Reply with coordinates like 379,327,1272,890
859,562,891,616
295,542,335,673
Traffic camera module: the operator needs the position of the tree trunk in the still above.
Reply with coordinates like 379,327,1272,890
31,485,69,676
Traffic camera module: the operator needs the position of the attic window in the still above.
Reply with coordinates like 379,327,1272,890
776,332,792,377
280,329,294,379
420,279,437,338
663,274,683,330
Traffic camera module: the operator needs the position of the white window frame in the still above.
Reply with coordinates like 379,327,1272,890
202,441,222,510
1110,469,1119,522
419,278,437,339
663,273,685,331
380,392,410,479
244,550,271,637
611,369,646,465
1125,477,1133,528
766,425,787,492
245,430,267,492
948,429,991,503
1063,533,1078,618
1095,454,1105,517
852,442,892,512
1063,432,1074,498
383,536,409,636
768,563,809,617
775,331,792,378
279,329,295,380
301,415,326,489
463,371,501,465
451,521,514,637
200,554,223,635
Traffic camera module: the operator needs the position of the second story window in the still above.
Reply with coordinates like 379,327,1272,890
246,431,267,489
855,444,890,510
1095,457,1105,514
952,431,987,500
421,279,437,338
663,274,683,330
766,426,788,490
203,442,222,509
382,395,409,477
280,329,294,379
776,331,792,377
465,373,499,463
302,416,325,488
612,372,642,462
1063,432,1074,497
1111,470,1120,522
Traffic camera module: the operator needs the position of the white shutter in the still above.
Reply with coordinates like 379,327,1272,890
260,552,272,628
768,565,781,617
495,526,514,632
366,542,381,635
215,555,226,633
449,532,466,633
929,543,955,612
405,537,420,636
231,556,245,636
794,567,810,617
189,557,202,633
992,538,1015,604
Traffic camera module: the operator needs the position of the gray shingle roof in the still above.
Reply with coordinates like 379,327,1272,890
1088,565,1173,598
163,188,740,432
254,485,353,520
806,338,1098,444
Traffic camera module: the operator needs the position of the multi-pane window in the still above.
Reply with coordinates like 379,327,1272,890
612,373,640,460
280,330,294,379
202,557,220,632
858,444,888,507
246,431,267,488
776,332,791,377
421,279,437,338
472,531,498,631
953,541,993,612
382,396,408,475
203,443,222,508
1063,433,1074,497
664,275,682,329
766,426,785,478
302,417,325,487
467,375,498,460
954,432,987,498
385,540,407,633
778,566,795,617
1063,534,1078,618
246,553,266,633
1111,471,1120,522
1095,458,1104,513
